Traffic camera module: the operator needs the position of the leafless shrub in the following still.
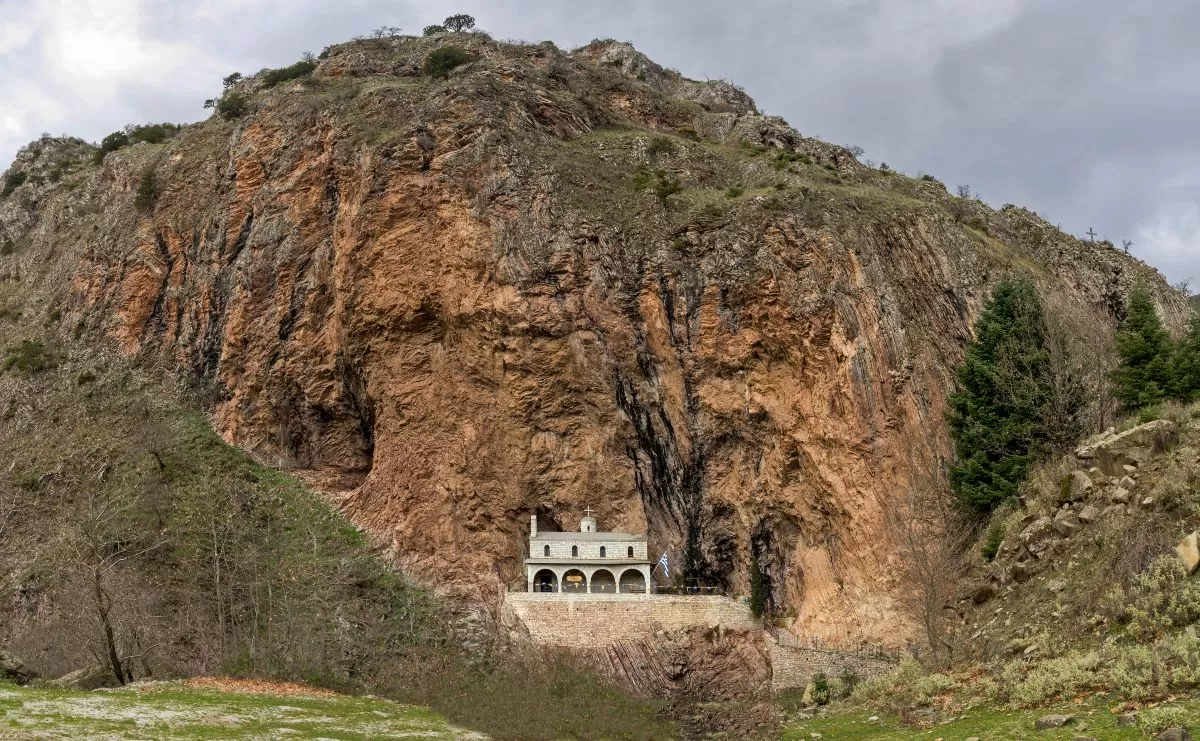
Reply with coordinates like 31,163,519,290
884,457,973,671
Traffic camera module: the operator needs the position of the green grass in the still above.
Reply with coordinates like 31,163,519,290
785,696,1200,740
0,682,480,740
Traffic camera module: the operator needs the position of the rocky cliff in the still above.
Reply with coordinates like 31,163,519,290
0,33,1188,647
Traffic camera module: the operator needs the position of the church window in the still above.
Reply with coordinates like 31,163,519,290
627,546,634,558
543,544,550,557
600,546,606,558
572,545,578,557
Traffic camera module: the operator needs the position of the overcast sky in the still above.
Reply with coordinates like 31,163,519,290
2,0,1197,289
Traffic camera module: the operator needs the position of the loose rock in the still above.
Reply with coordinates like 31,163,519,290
1154,727,1192,741
0,652,38,685
1035,714,1075,729
1177,531,1200,575
49,665,120,691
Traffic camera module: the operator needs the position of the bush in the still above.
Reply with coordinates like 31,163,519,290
676,126,699,141
1,239,14,255
981,521,1005,561
134,167,160,211
1003,650,1102,706
95,131,130,163
424,47,472,79
1139,705,1193,735
1126,556,1200,641
760,196,785,211
2,170,27,197
4,340,54,374
811,671,831,705
260,60,316,88
216,92,250,120
423,24,445,35
646,136,674,158
725,186,743,198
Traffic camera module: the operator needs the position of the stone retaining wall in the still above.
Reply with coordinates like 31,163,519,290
502,593,897,693
503,593,758,648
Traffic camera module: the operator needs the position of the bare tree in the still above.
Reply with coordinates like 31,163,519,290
956,184,973,199
884,457,973,671
1122,239,1134,254
71,485,164,684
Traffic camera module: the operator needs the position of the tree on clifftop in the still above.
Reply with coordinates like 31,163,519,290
442,14,476,32
1111,285,1174,409
948,278,1060,512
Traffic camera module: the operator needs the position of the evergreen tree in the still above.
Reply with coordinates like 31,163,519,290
1111,286,1173,409
948,278,1057,512
1171,313,1200,402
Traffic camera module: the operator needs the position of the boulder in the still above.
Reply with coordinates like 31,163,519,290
1155,727,1192,741
1075,420,1179,476
1010,561,1035,583
1101,504,1128,519
1061,471,1094,502
1053,509,1081,536
0,652,38,685
970,582,996,605
1111,488,1131,504
1035,713,1075,729
1177,531,1200,576
800,680,814,707
1021,516,1056,554
1078,504,1100,523
1120,475,1137,489
48,665,120,691
1116,713,1139,727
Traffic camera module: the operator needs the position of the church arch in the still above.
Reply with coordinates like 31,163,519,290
571,545,578,557
619,569,646,594
543,544,550,557
591,569,616,593
627,546,634,558
533,569,558,592
599,546,606,558
562,568,587,593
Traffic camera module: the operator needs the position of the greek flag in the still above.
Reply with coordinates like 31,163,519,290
656,551,669,578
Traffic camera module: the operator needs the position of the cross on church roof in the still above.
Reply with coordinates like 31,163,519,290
583,506,595,517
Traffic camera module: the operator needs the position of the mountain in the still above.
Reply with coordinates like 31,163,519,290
0,32,1188,649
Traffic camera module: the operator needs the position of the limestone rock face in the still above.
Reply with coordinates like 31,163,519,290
0,34,1187,648
1075,420,1180,475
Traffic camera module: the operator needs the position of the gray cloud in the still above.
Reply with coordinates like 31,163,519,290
2,0,1196,288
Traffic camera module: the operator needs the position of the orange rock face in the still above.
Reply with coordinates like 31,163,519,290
14,36,1185,649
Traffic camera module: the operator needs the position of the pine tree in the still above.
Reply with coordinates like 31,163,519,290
948,278,1058,512
1111,286,1173,409
1171,313,1200,402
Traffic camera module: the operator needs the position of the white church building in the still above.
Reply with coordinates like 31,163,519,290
524,509,653,594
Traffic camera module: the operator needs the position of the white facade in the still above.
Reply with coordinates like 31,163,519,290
523,513,653,594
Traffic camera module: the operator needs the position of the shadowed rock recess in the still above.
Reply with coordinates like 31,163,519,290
0,34,1187,647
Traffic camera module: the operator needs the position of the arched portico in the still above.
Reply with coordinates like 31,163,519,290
590,569,616,594
619,568,647,594
562,568,587,593
532,569,558,593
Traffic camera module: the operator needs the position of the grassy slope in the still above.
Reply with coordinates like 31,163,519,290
788,696,1200,740
0,682,480,740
